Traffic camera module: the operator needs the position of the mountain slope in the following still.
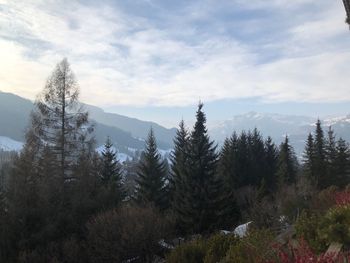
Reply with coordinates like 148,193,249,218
0,91,174,152
84,104,176,147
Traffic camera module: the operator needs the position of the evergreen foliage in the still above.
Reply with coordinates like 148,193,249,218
303,133,316,184
100,137,125,207
276,136,298,186
314,120,328,189
135,128,168,210
174,103,234,233
334,138,350,187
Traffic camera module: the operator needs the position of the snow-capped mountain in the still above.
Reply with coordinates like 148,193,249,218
0,136,24,152
209,112,350,156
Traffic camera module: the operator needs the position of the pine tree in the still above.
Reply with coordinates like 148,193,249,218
217,133,240,228
100,137,125,206
101,138,122,184
313,119,327,189
264,136,279,193
334,138,350,187
170,120,189,211
135,128,168,210
325,127,337,187
303,133,315,184
249,128,266,187
175,103,229,234
237,131,250,187
276,136,298,186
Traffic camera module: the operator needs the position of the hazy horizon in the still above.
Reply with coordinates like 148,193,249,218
1,0,350,127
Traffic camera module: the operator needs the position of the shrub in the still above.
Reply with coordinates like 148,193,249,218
223,229,275,263
204,233,239,263
271,238,350,263
87,205,171,263
295,211,326,253
319,205,350,246
166,239,206,263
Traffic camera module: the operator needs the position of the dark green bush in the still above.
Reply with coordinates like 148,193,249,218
204,233,239,263
223,229,274,263
295,211,327,253
319,205,350,246
166,239,206,263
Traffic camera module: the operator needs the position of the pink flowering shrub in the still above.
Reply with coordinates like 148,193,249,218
268,239,350,263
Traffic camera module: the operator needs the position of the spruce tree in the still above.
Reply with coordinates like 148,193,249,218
264,136,279,193
303,133,316,184
135,128,168,210
101,138,122,184
276,136,298,186
334,138,350,187
100,137,125,207
236,131,250,187
170,120,189,211
249,128,266,187
325,127,337,187
217,133,240,228
175,103,229,233
313,119,327,189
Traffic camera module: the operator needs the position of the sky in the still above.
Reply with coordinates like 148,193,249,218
0,0,350,127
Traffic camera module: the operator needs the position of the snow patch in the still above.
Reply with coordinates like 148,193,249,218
0,136,24,152
96,145,131,162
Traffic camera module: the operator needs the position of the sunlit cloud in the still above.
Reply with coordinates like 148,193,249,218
0,0,349,108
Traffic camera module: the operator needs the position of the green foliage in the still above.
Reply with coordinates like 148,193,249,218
87,205,171,263
167,230,273,263
166,240,207,263
174,103,228,234
276,136,298,186
99,137,125,208
319,205,350,246
223,229,274,263
204,234,239,263
134,128,168,210
295,211,327,253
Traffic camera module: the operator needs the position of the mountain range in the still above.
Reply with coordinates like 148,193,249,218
210,112,350,156
0,91,176,155
1,91,350,157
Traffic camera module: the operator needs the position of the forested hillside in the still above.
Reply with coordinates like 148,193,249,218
1,59,350,262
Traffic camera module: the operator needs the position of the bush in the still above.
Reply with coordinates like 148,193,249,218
87,205,171,263
223,229,274,263
204,233,239,263
319,205,350,246
166,240,207,263
295,211,326,253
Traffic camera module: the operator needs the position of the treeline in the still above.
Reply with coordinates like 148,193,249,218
0,59,350,263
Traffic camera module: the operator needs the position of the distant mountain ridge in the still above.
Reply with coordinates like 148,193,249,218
1,91,350,156
209,111,350,156
0,91,175,153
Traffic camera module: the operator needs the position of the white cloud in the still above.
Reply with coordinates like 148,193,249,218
0,0,350,108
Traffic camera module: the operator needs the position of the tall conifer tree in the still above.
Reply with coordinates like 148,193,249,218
313,120,327,189
170,120,189,211
264,136,279,192
100,137,125,206
325,127,337,187
334,138,350,187
175,103,229,233
135,128,168,210
303,133,316,184
276,136,298,186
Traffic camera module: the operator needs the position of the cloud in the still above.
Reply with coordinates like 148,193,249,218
0,0,350,108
